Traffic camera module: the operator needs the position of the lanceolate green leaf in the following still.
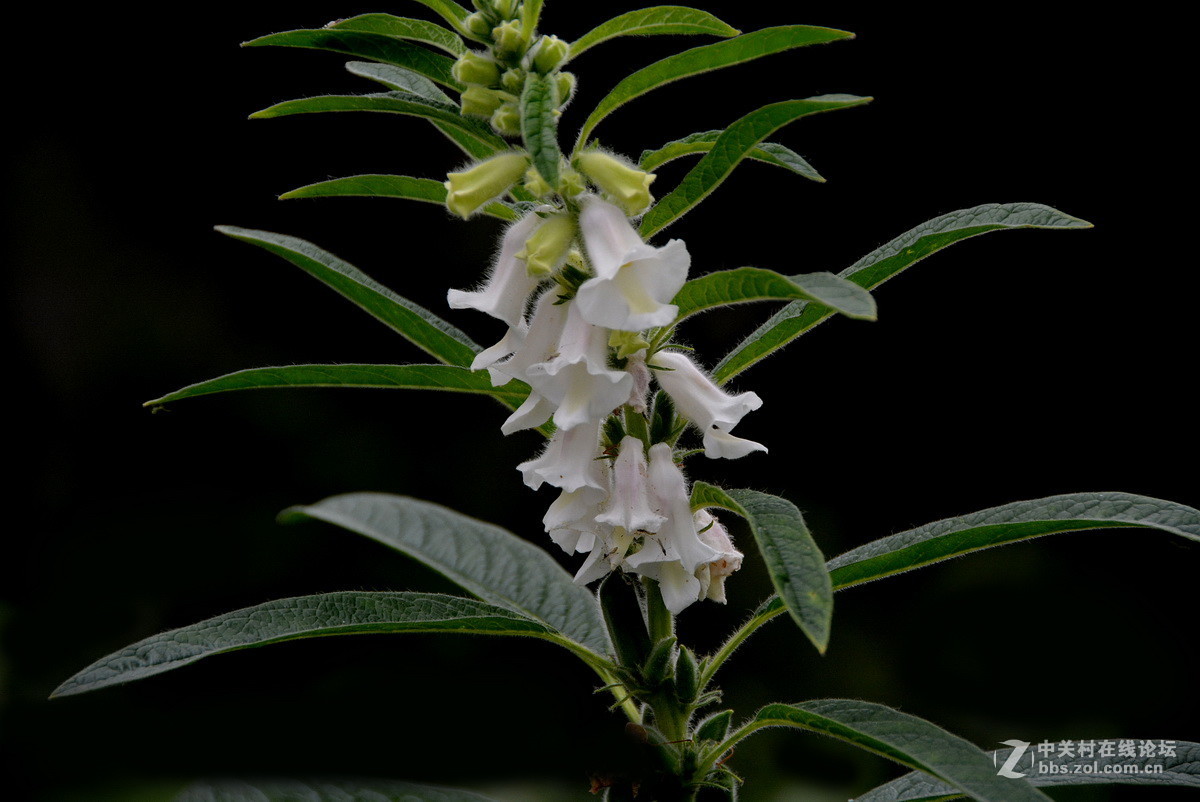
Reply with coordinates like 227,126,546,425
280,493,611,656
857,741,1200,801
280,174,518,220
52,592,555,698
828,492,1200,591
244,29,463,89
752,491,1200,622
714,202,1092,383
177,779,500,802
640,129,823,182
408,0,473,35
346,61,453,103
569,6,740,59
341,63,499,158
574,25,853,151
326,13,466,56
672,267,876,324
250,93,508,158
521,73,562,188
742,700,1051,802
690,483,832,653
143,364,532,408
640,95,870,238
215,226,480,367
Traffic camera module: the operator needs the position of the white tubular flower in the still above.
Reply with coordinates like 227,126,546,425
693,509,743,604
544,484,608,554
500,389,556,435
652,350,767,459
488,287,569,387
575,196,689,332
525,302,633,431
625,443,721,613
447,213,541,327
596,436,667,534
471,324,526,372
517,419,606,492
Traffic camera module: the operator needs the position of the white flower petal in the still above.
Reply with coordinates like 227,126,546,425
517,419,606,492
653,350,765,459
596,436,667,534
575,196,689,331
447,213,541,326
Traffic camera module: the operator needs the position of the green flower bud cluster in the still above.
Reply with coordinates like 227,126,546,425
456,1,531,136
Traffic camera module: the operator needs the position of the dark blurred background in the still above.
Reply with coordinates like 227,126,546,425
3,2,1196,800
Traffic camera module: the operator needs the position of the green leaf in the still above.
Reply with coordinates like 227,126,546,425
690,484,831,653
250,92,508,159
143,364,532,408
176,778,500,802
640,129,823,182
747,700,1051,802
828,492,1200,591
279,174,518,220
346,60,453,103
520,72,561,188
569,6,740,59
280,493,611,656
714,202,1092,384
244,29,462,90
326,13,466,55
574,25,854,151
856,740,1200,801
341,63,499,159
407,0,472,34
752,491,1200,623
52,592,555,698
639,95,869,238
672,267,876,324
215,226,480,368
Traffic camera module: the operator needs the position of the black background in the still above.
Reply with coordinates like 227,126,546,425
3,2,1196,800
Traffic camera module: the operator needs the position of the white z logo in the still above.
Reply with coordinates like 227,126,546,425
996,739,1031,778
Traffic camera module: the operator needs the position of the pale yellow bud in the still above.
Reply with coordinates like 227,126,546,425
523,165,554,197
575,151,656,215
444,152,530,219
452,52,500,87
460,85,512,117
531,35,570,74
491,20,526,59
517,213,577,277
490,102,521,137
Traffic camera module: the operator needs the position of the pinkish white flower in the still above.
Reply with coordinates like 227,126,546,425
651,350,766,459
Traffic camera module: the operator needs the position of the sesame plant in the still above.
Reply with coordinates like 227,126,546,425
53,2,1200,800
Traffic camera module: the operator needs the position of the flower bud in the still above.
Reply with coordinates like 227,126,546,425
491,19,527,59
490,102,521,137
558,167,586,198
500,67,526,94
517,212,577,277
464,11,493,38
452,51,500,87
443,152,530,219
555,71,577,105
609,330,650,361
674,646,700,704
491,0,521,20
576,151,656,215
523,165,554,197
531,34,570,74
459,85,511,117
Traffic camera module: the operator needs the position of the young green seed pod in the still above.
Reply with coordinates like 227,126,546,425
643,635,678,688
674,646,700,705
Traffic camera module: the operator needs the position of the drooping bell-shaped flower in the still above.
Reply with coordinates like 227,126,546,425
693,509,743,604
575,196,689,331
447,212,541,327
444,152,530,219
624,443,721,613
517,418,606,492
651,350,767,459
488,286,569,387
595,436,666,534
575,151,656,215
525,302,633,431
